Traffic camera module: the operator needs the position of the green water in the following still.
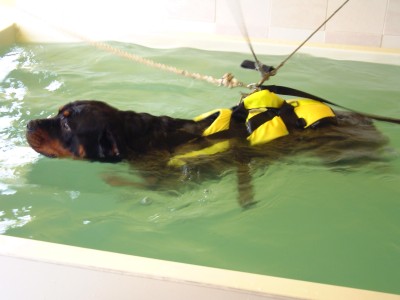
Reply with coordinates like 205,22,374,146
1,43,400,294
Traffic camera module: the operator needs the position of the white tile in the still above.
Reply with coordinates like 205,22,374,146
326,31,382,47
215,0,271,37
270,0,328,30
326,0,387,35
166,0,216,22
384,0,400,35
268,27,326,43
382,35,400,48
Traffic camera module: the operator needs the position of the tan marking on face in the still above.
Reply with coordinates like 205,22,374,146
27,128,75,158
78,144,86,158
63,110,71,117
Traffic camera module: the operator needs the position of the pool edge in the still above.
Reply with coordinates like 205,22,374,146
1,235,398,300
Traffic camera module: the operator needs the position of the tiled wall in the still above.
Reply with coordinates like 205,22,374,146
166,0,400,49
8,0,400,49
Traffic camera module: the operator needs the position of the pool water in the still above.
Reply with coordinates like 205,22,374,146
1,42,400,294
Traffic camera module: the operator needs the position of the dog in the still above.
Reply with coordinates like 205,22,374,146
26,90,388,207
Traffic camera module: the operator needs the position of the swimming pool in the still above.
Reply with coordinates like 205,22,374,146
1,42,400,295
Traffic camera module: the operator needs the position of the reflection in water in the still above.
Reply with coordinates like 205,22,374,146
0,207,32,234
0,47,40,232
0,48,39,197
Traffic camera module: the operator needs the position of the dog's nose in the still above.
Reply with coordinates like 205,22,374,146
27,120,37,131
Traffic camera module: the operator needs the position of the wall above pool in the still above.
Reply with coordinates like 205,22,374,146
1,0,400,50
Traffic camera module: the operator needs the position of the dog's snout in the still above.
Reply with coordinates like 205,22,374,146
27,120,38,131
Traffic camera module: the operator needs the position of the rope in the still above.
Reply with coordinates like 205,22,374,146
87,40,246,88
21,0,350,89
272,0,351,76
233,0,351,87
78,0,351,89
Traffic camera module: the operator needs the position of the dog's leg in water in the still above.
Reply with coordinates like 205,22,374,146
103,174,149,188
236,160,256,208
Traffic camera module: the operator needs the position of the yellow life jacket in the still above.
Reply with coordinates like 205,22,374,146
168,90,336,166
244,90,336,146
193,108,232,136
168,140,230,167
168,109,232,167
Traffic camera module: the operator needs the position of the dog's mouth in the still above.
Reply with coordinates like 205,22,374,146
26,120,74,158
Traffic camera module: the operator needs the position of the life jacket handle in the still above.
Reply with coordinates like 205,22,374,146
260,85,400,125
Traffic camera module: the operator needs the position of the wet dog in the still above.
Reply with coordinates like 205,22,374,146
26,93,388,207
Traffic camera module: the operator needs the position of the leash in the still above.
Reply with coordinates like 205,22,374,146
238,0,351,87
270,0,351,81
74,1,351,89
235,0,400,125
91,0,352,90
260,85,400,125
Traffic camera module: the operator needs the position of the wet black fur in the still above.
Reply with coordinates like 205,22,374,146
27,100,388,207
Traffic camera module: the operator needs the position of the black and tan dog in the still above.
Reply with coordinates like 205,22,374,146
26,90,387,207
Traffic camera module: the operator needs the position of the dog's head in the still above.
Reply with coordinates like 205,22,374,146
26,100,123,162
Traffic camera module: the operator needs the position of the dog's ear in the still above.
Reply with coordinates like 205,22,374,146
98,129,120,160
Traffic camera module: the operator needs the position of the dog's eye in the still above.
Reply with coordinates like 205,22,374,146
61,119,71,132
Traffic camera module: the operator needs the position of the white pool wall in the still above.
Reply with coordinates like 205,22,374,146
1,235,399,300
1,1,400,299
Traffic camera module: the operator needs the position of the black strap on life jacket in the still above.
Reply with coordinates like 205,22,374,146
245,109,276,134
260,85,400,125
242,102,304,135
